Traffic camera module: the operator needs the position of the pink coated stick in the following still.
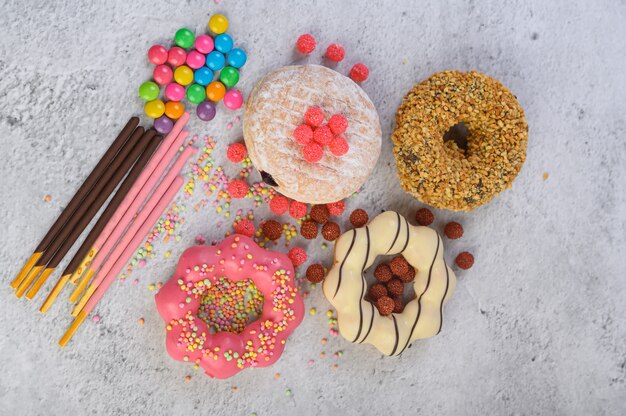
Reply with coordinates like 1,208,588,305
82,176,185,315
86,129,190,274
71,113,190,283
88,145,197,288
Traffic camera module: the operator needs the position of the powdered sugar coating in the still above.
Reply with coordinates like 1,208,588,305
244,65,382,203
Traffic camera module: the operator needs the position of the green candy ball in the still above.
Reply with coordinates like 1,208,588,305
138,81,159,101
186,83,206,104
174,28,195,49
219,66,239,87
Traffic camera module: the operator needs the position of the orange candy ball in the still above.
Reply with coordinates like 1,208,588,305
206,81,226,102
164,101,184,119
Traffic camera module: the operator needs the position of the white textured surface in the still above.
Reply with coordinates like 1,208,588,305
1,1,625,415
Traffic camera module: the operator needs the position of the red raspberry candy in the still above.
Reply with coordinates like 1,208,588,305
349,63,369,83
303,142,324,163
329,136,349,156
296,34,316,54
326,200,345,216
269,195,289,214
328,114,348,135
305,107,325,127
234,218,255,237
289,201,308,219
288,247,308,266
313,125,333,146
325,43,345,62
455,252,474,270
226,142,247,163
227,179,248,198
293,124,313,145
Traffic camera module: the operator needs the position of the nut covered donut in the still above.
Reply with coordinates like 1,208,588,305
322,211,456,356
244,64,382,204
392,70,528,211
155,235,304,379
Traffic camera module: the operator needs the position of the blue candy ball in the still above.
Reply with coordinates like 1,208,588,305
214,33,233,53
194,66,213,86
206,51,226,71
227,48,247,69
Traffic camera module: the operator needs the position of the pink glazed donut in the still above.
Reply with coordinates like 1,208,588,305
155,234,304,379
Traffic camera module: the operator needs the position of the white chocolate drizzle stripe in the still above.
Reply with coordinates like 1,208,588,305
398,235,441,355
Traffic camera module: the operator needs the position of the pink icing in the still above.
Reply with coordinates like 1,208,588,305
155,234,304,379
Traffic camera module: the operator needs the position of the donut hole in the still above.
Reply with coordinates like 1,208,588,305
364,255,417,313
196,277,264,334
443,122,469,152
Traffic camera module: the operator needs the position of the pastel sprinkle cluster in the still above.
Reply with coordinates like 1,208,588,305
197,277,264,334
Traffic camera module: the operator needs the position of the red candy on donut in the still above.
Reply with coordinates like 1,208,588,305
304,107,325,127
328,114,348,135
155,235,304,379
293,124,313,145
313,125,333,146
303,142,324,163
329,136,349,156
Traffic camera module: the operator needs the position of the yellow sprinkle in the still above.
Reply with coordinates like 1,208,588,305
149,284,155,291
309,308,316,316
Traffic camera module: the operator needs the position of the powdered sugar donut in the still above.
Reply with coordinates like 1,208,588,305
155,235,304,379
244,65,382,204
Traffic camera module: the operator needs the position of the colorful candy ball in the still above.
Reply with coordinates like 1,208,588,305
153,64,173,85
167,47,187,67
139,81,159,101
193,67,213,86
174,28,195,49
206,81,226,102
206,51,226,71
165,83,185,101
186,50,206,69
219,66,239,87
164,101,184,119
186,83,206,104
194,34,214,54
154,115,173,134
145,99,165,118
227,48,247,68
214,33,233,53
148,45,168,65
197,101,217,121
223,90,243,110
325,43,345,62
208,14,229,34
174,65,194,86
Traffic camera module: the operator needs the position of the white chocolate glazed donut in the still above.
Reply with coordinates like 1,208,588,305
243,64,382,204
322,211,456,356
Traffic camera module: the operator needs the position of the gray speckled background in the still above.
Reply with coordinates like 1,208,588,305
1,0,625,415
